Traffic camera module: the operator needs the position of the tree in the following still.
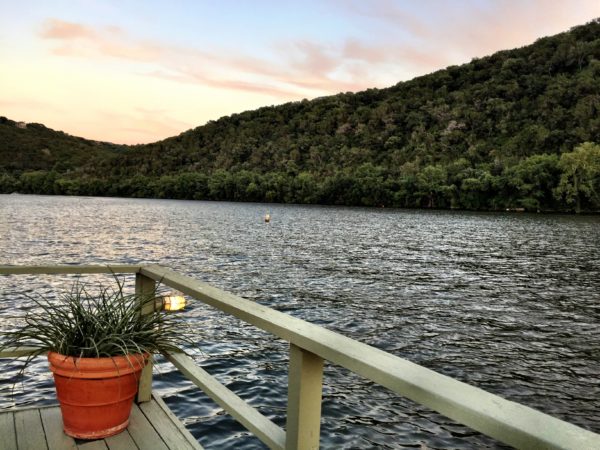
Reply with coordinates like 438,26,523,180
554,142,600,212
292,172,319,204
208,169,234,200
19,171,57,194
506,154,560,210
0,172,19,193
416,165,449,208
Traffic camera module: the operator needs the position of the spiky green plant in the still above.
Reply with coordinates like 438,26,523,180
0,277,192,360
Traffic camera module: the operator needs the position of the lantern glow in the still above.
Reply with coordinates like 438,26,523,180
160,294,186,311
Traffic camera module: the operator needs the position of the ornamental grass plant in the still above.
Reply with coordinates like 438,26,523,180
0,276,193,363
0,276,196,438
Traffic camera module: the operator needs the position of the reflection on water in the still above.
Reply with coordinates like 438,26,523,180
1,194,599,449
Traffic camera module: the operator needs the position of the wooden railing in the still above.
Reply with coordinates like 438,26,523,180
0,264,599,450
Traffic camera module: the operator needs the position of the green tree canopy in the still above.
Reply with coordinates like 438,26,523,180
554,142,600,212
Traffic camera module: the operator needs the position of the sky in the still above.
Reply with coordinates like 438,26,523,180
1,1,599,145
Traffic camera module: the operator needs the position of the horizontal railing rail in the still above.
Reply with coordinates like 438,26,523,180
1,264,599,450
0,264,141,275
0,346,41,358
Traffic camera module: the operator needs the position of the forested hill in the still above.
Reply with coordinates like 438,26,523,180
2,19,600,212
0,117,125,172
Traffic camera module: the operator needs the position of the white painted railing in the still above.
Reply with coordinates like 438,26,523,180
0,265,599,450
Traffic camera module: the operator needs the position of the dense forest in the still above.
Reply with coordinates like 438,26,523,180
1,19,600,212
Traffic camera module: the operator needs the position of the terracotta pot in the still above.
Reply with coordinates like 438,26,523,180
48,351,148,439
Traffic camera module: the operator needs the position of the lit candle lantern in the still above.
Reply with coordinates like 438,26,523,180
160,294,186,311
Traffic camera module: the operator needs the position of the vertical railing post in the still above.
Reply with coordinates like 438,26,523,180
286,344,324,450
135,272,155,403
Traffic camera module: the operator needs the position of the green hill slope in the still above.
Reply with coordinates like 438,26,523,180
0,117,125,194
2,19,599,211
0,117,124,172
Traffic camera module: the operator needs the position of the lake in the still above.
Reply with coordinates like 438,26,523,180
1,194,599,449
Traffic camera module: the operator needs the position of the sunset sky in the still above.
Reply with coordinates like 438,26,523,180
1,1,599,145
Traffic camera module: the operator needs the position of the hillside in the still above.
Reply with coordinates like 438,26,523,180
1,19,600,211
0,117,125,172
0,117,126,194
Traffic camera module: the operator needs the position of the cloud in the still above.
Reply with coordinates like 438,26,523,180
93,108,193,144
339,0,430,39
340,0,600,66
40,19,96,40
0,98,63,112
343,39,388,64
41,19,164,62
287,41,339,75
154,69,304,99
342,39,450,72
37,18,383,99
37,2,600,107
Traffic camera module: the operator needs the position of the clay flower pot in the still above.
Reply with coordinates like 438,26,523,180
48,351,148,439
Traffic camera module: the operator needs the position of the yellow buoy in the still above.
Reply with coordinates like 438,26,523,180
264,213,271,223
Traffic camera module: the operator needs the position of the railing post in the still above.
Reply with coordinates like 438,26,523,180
286,344,324,450
135,272,155,403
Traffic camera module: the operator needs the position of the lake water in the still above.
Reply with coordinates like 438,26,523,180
1,194,599,449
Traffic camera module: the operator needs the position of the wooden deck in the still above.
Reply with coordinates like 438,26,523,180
0,395,203,450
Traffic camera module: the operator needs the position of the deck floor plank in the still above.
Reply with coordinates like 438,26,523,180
152,396,204,450
139,399,201,450
40,407,77,450
14,409,48,450
126,404,169,450
104,430,138,450
0,410,17,450
77,440,108,450
1,397,200,450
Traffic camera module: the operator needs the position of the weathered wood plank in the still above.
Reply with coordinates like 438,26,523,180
144,264,600,450
2,400,200,450
0,347,44,358
14,409,48,450
139,399,202,450
104,429,137,450
77,440,108,450
127,403,169,450
285,345,323,450
0,411,17,450
40,407,77,450
166,352,286,450
151,395,204,450
135,273,155,403
0,265,140,275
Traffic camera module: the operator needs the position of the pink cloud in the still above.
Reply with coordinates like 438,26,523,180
341,0,600,69
279,74,367,95
173,69,306,99
342,39,450,71
340,0,430,39
287,41,339,75
40,19,96,40
41,19,164,63
93,109,193,144
343,39,388,64
38,18,380,99
37,2,600,107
